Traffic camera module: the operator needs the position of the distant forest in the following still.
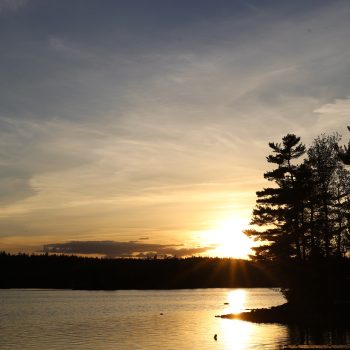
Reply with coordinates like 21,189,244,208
0,253,283,289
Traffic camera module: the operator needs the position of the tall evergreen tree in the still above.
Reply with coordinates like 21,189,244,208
247,130,350,310
248,134,306,261
249,132,350,262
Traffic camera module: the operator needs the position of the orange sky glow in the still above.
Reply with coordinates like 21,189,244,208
1,1,350,259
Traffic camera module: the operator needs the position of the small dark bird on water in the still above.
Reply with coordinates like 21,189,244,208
214,334,217,341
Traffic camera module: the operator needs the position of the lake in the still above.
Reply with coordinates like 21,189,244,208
0,288,349,349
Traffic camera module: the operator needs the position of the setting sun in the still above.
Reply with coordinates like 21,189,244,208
201,218,254,259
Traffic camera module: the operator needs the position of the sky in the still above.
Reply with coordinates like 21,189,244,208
1,0,350,258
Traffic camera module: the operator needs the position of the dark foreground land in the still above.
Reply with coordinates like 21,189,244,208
218,258,350,327
0,252,281,289
219,302,350,326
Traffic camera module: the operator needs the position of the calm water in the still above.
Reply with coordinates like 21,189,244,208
0,288,348,349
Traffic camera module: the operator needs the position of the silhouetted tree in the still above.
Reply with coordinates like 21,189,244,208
329,166,350,257
250,132,350,262
307,133,341,257
248,134,306,261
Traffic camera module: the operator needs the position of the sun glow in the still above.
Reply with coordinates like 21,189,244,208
225,289,247,314
202,218,254,259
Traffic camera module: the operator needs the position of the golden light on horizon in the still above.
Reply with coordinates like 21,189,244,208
201,218,254,259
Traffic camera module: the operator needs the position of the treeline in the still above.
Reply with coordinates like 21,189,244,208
247,133,350,262
0,252,281,290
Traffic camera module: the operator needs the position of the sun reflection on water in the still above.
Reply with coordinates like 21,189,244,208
225,289,246,314
220,319,253,350
219,290,252,350
216,289,289,349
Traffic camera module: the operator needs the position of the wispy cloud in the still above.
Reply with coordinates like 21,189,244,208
1,0,350,251
312,97,350,138
0,0,27,13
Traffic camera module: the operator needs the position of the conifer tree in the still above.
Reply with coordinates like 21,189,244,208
249,132,350,261
248,134,306,261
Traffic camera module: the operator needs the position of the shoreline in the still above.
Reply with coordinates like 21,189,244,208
217,303,350,326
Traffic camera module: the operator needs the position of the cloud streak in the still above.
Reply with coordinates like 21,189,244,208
42,240,214,258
